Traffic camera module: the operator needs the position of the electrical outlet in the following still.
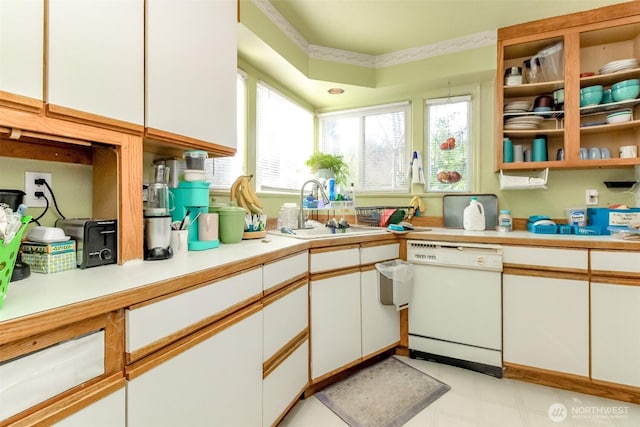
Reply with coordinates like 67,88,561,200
24,171,52,207
586,189,599,206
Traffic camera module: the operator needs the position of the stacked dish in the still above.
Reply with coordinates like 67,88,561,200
504,101,531,113
598,58,639,74
580,85,603,107
504,115,544,130
606,110,632,124
611,79,640,102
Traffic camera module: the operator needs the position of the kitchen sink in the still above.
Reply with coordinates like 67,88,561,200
268,225,387,240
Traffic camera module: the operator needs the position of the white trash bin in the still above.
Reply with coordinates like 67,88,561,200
375,259,414,311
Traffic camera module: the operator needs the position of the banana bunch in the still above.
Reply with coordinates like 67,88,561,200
230,174,263,214
408,196,426,219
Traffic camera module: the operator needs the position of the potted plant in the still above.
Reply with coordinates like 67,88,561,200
305,152,350,186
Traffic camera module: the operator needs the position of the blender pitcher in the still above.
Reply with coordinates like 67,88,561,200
145,183,175,216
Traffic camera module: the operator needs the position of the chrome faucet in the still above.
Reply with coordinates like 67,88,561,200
299,178,330,229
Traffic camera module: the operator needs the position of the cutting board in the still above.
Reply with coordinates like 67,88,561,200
443,194,499,229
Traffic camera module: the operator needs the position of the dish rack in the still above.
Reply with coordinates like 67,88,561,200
355,206,413,227
0,216,32,309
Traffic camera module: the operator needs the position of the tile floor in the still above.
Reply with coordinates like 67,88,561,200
280,356,640,427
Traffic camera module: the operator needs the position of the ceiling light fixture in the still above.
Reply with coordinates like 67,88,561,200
328,88,344,95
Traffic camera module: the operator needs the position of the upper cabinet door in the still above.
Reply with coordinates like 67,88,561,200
146,0,237,150
0,0,44,109
48,0,144,126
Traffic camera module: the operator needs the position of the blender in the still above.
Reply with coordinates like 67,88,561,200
143,165,174,260
144,215,173,260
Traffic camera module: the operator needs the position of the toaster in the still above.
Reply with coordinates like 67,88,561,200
56,218,117,269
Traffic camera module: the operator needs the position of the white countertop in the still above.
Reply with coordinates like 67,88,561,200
2,227,637,324
408,226,626,243
1,235,302,323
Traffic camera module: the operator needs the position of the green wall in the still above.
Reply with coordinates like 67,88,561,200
238,1,639,221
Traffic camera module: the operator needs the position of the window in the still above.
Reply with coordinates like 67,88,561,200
256,81,314,192
211,72,246,188
425,95,472,192
318,102,410,193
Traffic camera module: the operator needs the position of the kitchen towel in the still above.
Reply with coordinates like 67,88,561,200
410,151,425,184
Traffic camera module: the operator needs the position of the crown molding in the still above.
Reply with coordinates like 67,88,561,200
252,0,497,69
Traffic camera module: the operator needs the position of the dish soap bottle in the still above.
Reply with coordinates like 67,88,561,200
463,197,486,231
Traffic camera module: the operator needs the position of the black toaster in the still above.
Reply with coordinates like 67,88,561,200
56,219,117,269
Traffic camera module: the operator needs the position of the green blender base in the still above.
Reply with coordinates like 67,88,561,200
189,239,220,251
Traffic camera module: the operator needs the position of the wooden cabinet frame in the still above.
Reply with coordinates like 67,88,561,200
496,2,640,171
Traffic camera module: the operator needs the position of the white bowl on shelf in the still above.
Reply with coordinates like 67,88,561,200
606,111,632,124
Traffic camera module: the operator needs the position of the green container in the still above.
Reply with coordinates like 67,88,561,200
218,207,246,244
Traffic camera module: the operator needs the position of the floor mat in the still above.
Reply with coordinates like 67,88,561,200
315,356,450,427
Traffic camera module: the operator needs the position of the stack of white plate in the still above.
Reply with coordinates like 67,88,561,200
504,101,531,113
504,115,545,130
599,58,639,74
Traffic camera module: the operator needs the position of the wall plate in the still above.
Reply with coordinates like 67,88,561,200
24,171,52,207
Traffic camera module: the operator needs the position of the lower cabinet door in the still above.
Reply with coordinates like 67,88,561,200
54,386,125,427
310,271,361,380
127,309,263,427
503,274,589,376
361,268,400,357
263,339,309,427
591,282,640,387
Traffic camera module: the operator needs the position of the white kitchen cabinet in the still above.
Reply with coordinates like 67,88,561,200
591,282,640,387
263,340,308,427
309,242,400,381
146,0,237,148
503,273,589,376
310,270,362,380
0,0,44,103
126,267,262,361
310,245,360,273
127,307,263,427
0,331,105,421
54,386,125,427
48,0,144,126
263,282,308,361
591,249,640,388
360,267,400,357
263,251,308,293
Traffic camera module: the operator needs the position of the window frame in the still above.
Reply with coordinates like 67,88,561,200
255,80,314,193
318,101,411,194
425,94,473,193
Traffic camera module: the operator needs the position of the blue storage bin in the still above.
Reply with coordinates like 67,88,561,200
528,222,558,234
557,224,573,234
587,207,640,234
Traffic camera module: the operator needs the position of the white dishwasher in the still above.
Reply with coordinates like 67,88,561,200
407,240,503,377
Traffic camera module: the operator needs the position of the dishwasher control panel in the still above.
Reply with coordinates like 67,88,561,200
406,240,503,271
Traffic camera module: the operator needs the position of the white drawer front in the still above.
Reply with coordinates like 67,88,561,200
263,283,308,361
263,251,308,292
310,247,359,273
591,250,640,274
360,243,399,265
1,331,105,421
263,340,309,427
126,268,262,353
503,246,587,270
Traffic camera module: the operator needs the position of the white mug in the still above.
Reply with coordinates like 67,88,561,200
513,145,524,162
170,229,189,257
198,213,219,241
619,145,637,158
